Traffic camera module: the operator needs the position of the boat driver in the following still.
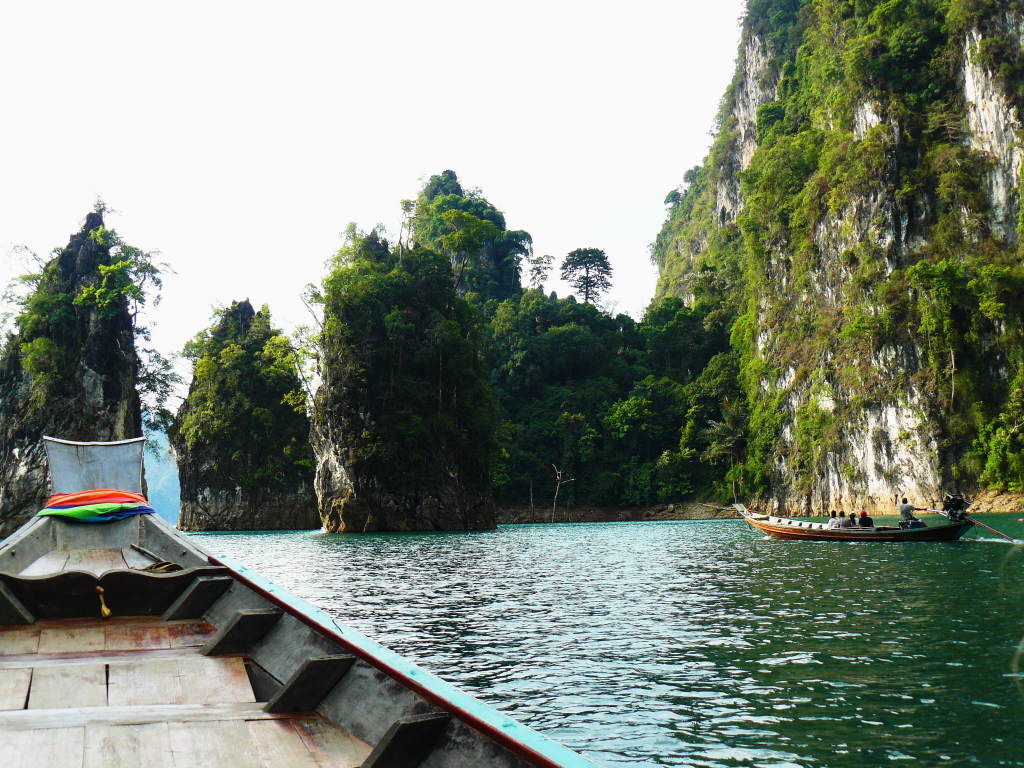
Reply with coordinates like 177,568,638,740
898,497,924,529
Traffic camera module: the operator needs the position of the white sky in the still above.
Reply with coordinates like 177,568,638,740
0,0,744,392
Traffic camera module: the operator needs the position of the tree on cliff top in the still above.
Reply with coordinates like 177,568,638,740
561,248,612,305
168,300,314,490
410,170,532,301
1,205,173,429
314,225,495,492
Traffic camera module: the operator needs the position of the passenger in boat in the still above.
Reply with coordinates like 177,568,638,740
827,510,842,530
848,511,860,527
859,510,875,528
838,511,854,528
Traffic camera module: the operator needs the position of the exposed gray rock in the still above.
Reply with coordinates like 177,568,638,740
964,22,1023,243
715,35,781,226
174,467,319,531
311,341,496,534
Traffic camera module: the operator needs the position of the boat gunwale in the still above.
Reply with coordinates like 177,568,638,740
208,554,598,768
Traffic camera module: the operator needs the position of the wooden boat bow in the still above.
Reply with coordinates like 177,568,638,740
0,439,597,768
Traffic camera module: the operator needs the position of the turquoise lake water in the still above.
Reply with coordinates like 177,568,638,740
194,515,1024,767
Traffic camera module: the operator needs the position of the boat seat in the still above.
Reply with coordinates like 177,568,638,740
0,566,231,621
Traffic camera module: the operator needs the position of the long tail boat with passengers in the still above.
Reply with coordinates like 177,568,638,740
0,437,597,768
738,500,980,542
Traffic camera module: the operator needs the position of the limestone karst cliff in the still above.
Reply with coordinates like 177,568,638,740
312,230,496,533
653,0,1024,513
0,211,145,536
169,300,319,531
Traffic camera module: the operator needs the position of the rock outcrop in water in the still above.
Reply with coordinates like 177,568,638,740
0,211,144,537
653,0,1024,513
170,300,319,531
312,231,496,533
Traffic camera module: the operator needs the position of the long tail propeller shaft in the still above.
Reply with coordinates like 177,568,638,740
926,508,1019,543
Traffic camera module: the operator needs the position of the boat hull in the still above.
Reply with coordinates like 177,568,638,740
743,514,974,542
0,513,595,768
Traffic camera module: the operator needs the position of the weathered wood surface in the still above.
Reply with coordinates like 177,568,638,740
0,710,369,768
167,621,216,648
362,713,451,768
105,623,171,652
120,546,158,570
83,722,175,768
161,575,233,621
107,659,180,708
202,609,282,656
249,613,346,684
177,656,255,705
290,717,372,767
264,655,354,713
19,551,71,577
247,717,371,767
0,618,214,661
0,726,86,768
247,718,320,766
28,663,107,708
38,626,106,654
0,647,211,669
169,719,263,768
65,550,127,578
0,667,32,710
0,627,41,656
0,585,404,768
0,702,291,729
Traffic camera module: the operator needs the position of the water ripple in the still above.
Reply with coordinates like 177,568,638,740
195,517,1024,767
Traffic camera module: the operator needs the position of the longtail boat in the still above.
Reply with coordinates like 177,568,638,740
0,437,597,768
739,506,975,542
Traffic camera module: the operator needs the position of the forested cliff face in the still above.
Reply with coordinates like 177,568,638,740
169,300,318,531
0,212,146,536
654,0,1024,513
312,229,497,533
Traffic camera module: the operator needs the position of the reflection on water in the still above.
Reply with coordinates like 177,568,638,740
195,515,1024,767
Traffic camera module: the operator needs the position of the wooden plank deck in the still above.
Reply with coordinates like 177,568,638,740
0,616,372,768
0,668,31,710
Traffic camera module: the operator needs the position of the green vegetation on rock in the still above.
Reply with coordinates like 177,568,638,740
486,292,738,507
313,174,747,513
170,300,313,492
410,170,533,302
652,0,1024,506
311,225,497,531
0,207,168,534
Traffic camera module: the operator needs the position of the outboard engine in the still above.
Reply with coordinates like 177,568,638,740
943,493,969,522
